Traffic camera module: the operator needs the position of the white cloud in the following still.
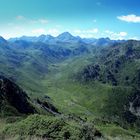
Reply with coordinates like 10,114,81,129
117,14,140,23
129,36,140,40
0,26,27,39
47,29,60,36
31,19,49,24
38,19,49,24
74,28,98,34
16,15,25,20
105,30,113,34
88,28,98,33
32,28,46,35
119,32,127,36
104,30,127,40
73,28,99,38
78,34,95,38
16,15,49,24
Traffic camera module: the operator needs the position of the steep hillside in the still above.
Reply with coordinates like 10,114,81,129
0,76,103,140
77,40,140,87
0,75,36,116
75,40,140,125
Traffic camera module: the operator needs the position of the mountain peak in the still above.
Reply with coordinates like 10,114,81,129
37,34,54,42
58,32,73,37
38,34,53,39
57,32,74,39
56,32,81,42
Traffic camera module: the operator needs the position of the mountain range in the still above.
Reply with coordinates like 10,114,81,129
8,32,124,46
0,32,140,139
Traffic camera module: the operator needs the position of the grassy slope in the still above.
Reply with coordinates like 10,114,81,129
1,41,140,138
15,54,140,139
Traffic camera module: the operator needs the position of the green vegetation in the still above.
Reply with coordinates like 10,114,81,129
0,39,140,139
2,114,103,140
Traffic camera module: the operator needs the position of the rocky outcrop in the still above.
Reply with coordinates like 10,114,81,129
0,75,36,115
36,99,60,115
77,64,100,82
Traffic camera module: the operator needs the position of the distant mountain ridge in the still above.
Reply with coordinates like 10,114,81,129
8,32,126,46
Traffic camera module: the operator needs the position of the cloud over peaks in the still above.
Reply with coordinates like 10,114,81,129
32,28,46,35
117,14,140,23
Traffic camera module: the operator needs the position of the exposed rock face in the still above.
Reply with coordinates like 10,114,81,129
77,64,100,82
0,75,36,114
129,91,140,117
76,40,140,87
36,99,60,115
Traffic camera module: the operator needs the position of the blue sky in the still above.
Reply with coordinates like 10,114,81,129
0,0,140,39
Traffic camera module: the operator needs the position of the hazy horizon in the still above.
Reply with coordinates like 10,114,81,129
1,31,139,41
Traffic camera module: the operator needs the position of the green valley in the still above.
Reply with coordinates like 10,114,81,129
0,34,140,139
